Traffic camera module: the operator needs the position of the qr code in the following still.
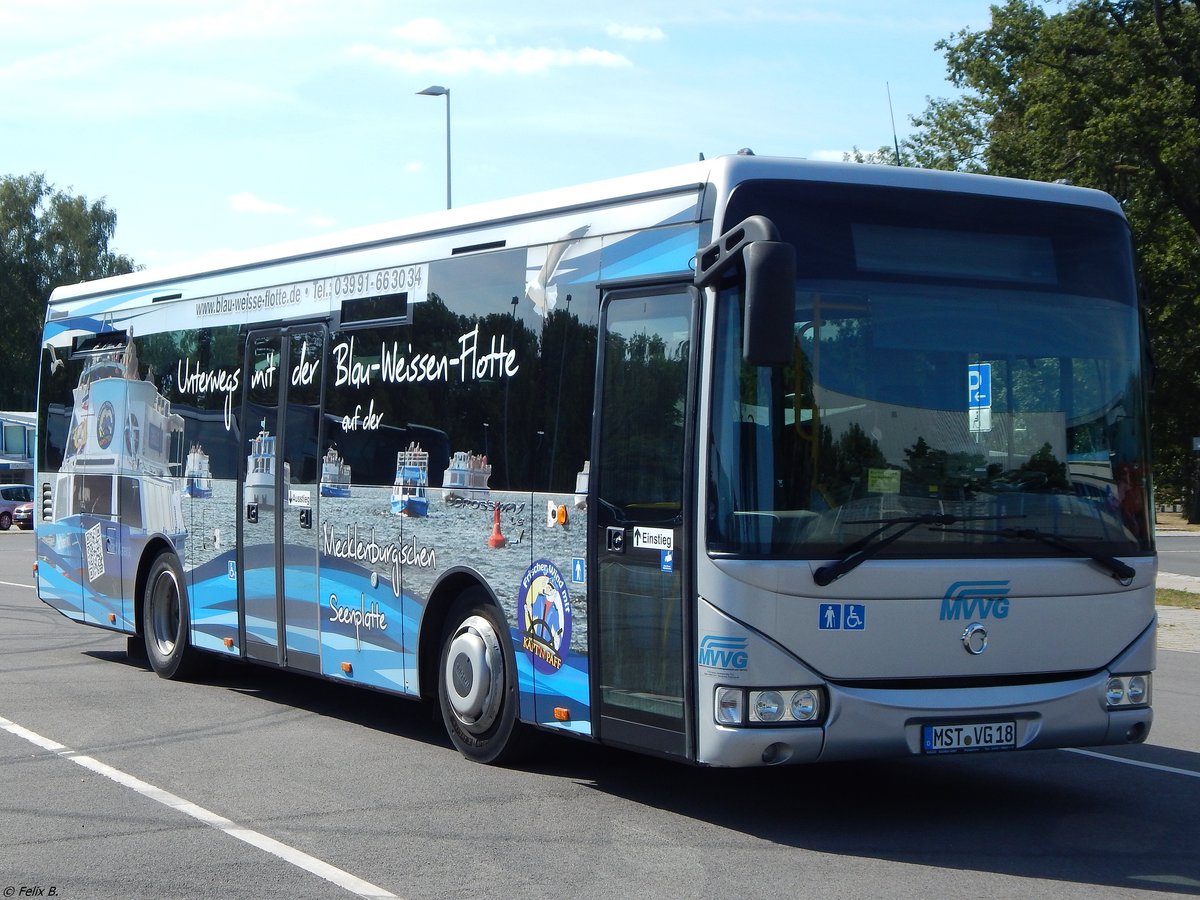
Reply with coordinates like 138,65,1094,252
85,523,106,582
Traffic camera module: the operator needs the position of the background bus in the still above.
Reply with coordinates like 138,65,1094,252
35,154,1155,766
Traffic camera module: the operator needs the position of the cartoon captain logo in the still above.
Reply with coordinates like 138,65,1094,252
519,559,572,674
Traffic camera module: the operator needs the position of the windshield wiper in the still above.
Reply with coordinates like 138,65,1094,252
813,514,1027,586
814,514,963,586
932,525,1136,583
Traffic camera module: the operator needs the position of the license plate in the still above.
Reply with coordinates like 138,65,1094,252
922,721,1016,754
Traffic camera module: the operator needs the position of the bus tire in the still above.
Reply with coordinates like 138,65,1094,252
142,551,201,680
437,592,526,764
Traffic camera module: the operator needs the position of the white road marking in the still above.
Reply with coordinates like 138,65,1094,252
0,579,34,589
1064,746,1200,779
0,715,399,899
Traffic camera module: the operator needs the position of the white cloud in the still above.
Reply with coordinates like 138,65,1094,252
809,150,849,162
229,192,295,215
350,43,630,76
355,15,633,77
391,17,455,46
606,24,665,42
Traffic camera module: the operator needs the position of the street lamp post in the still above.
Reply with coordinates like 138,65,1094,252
417,85,451,209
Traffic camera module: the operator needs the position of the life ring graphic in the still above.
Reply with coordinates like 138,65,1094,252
96,401,115,450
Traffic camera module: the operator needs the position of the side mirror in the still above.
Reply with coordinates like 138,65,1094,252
743,241,795,367
695,216,796,367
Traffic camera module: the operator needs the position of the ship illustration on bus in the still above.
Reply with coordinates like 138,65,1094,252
41,334,186,623
182,443,213,498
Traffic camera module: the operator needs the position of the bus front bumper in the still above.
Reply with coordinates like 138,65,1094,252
697,669,1152,767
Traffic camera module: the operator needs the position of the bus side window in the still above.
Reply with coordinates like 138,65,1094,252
76,474,113,516
119,476,143,530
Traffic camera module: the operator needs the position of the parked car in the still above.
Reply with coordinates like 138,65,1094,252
0,484,34,531
13,502,34,530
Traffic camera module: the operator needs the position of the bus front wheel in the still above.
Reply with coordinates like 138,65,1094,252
143,551,201,680
437,593,526,764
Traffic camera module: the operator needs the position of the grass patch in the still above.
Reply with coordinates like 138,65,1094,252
1156,511,1200,532
1156,588,1200,610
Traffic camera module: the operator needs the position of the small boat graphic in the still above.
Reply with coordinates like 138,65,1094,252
442,450,491,502
391,443,429,517
245,425,291,508
319,445,352,498
182,443,213,498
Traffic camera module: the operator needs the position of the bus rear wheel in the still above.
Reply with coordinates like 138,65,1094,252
437,593,525,764
143,551,201,680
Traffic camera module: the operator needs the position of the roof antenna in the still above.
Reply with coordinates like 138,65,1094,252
887,82,902,166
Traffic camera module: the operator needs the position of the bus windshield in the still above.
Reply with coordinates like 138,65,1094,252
708,181,1152,560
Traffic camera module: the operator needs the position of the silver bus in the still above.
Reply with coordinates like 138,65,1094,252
35,154,1155,766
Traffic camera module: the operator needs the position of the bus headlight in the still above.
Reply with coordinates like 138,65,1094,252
790,689,819,722
715,687,744,725
715,686,825,727
1105,678,1124,706
1105,673,1151,709
753,690,785,723
1127,675,1148,704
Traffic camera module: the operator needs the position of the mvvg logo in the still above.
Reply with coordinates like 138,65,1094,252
939,580,1011,620
698,635,749,670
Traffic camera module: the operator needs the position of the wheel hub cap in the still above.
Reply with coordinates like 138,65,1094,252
445,615,503,732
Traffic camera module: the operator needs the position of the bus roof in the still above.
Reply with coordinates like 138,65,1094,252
48,154,1124,307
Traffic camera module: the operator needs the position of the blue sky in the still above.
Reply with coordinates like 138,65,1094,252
1,1,999,270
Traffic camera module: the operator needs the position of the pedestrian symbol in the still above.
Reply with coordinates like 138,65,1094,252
819,603,866,631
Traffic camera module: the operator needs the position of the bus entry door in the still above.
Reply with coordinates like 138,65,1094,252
592,286,695,760
238,326,325,672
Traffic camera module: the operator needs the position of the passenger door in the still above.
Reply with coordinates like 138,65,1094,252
238,326,326,671
591,285,696,760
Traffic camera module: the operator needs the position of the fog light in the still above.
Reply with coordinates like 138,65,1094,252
1105,678,1125,706
753,690,784,723
790,689,819,721
715,687,744,725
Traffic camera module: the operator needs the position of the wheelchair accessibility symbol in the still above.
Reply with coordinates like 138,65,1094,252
819,603,866,631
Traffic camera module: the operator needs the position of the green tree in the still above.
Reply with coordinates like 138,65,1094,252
1018,441,1070,491
902,0,1200,501
0,173,136,409
821,422,888,504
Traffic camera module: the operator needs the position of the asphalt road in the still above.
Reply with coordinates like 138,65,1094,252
1157,532,1200,579
1,529,1199,900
